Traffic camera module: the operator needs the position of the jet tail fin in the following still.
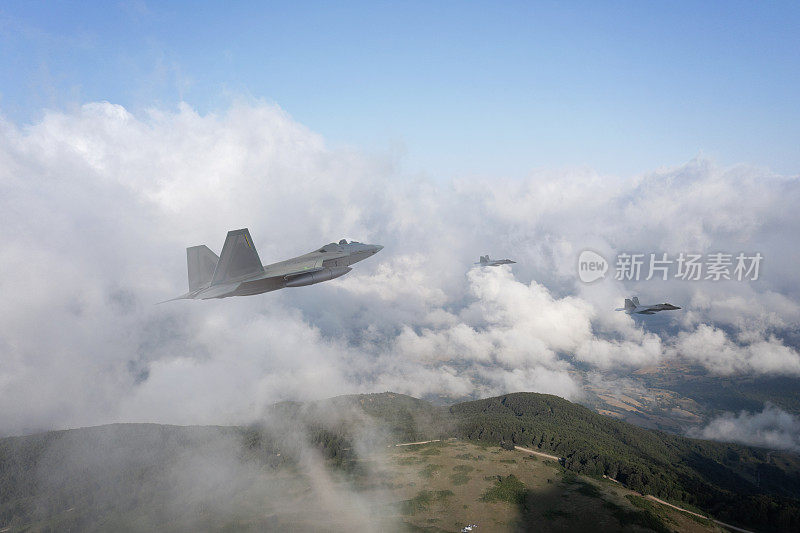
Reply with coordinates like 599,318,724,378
632,296,640,307
480,255,489,264
624,298,636,311
187,245,219,291
211,228,264,285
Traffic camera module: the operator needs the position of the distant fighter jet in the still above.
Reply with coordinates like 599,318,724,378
167,228,383,300
616,297,681,315
476,255,516,267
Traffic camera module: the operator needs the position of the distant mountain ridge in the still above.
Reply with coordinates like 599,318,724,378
2,391,799,532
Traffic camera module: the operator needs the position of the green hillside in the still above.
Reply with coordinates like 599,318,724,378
1,391,799,532
270,391,452,443
449,392,800,531
0,424,291,531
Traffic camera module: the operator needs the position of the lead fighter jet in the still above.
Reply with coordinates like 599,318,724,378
167,228,383,300
616,297,681,315
476,255,516,267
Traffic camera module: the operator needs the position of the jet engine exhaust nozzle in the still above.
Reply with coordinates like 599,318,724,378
284,267,352,287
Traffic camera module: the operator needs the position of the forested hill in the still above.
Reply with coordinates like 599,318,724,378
2,391,799,531
270,391,452,443
449,392,800,531
275,390,800,530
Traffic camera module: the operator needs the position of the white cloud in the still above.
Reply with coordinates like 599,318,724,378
688,404,800,452
1,100,799,435
670,324,800,376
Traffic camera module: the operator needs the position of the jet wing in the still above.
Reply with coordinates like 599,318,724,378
259,258,325,279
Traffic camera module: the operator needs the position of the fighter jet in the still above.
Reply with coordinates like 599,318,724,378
616,297,681,315
475,255,516,267
167,228,383,300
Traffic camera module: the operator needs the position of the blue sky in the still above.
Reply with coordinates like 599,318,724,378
1,1,798,178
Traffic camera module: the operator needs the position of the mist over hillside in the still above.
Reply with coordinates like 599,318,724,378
2,392,798,532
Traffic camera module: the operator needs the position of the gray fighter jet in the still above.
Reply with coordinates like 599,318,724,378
476,255,516,267
167,228,383,300
616,297,681,315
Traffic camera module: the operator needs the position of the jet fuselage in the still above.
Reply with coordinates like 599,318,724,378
229,241,383,298
617,297,681,315
170,230,383,301
476,255,516,267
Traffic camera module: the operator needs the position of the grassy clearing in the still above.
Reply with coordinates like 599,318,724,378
450,473,471,485
400,490,454,515
454,453,484,461
420,447,442,456
396,456,426,466
418,464,443,479
384,440,718,533
480,474,527,505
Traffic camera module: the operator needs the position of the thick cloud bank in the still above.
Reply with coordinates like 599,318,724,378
688,404,800,452
1,101,799,435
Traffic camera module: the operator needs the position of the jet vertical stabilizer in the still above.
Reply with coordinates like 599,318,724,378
187,245,219,291
211,229,265,285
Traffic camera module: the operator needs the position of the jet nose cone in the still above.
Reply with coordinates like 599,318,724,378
372,244,384,254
